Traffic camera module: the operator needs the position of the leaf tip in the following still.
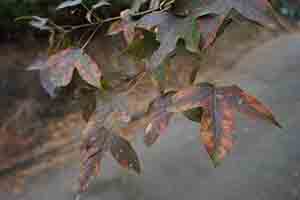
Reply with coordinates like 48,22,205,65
272,118,283,129
210,151,222,168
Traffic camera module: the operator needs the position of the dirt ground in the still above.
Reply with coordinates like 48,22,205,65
0,24,300,200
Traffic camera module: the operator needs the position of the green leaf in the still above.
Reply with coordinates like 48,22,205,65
183,107,203,123
124,30,159,59
137,12,201,70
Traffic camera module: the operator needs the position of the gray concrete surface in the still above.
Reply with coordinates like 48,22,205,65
4,34,300,200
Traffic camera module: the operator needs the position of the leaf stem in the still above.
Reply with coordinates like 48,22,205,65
81,23,102,51
63,5,166,32
77,5,169,51
81,2,101,22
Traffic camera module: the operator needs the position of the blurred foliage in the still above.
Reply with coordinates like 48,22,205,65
0,0,60,33
0,0,133,34
273,0,300,20
1,0,300,37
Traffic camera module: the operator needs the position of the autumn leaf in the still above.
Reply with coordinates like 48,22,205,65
196,0,278,29
166,82,281,166
107,9,138,44
197,14,228,50
79,109,141,193
144,91,175,146
28,48,102,97
110,134,141,173
173,0,278,49
137,12,201,70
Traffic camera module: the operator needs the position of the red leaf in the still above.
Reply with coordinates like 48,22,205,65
165,82,281,166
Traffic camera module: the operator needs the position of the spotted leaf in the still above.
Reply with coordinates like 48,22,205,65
110,135,141,174
165,82,281,166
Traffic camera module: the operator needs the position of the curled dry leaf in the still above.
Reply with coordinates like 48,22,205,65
28,48,102,97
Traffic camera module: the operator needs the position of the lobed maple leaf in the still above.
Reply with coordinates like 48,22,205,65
196,0,278,29
79,107,141,193
28,48,102,97
194,0,279,48
137,12,201,70
141,83,281,166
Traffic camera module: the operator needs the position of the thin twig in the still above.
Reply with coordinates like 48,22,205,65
62,5,168,32
77,5,169,51
81,2,101,22
123,71,147,95
81,23,102,51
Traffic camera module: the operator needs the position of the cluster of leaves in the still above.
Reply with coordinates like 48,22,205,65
23,0,286,198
